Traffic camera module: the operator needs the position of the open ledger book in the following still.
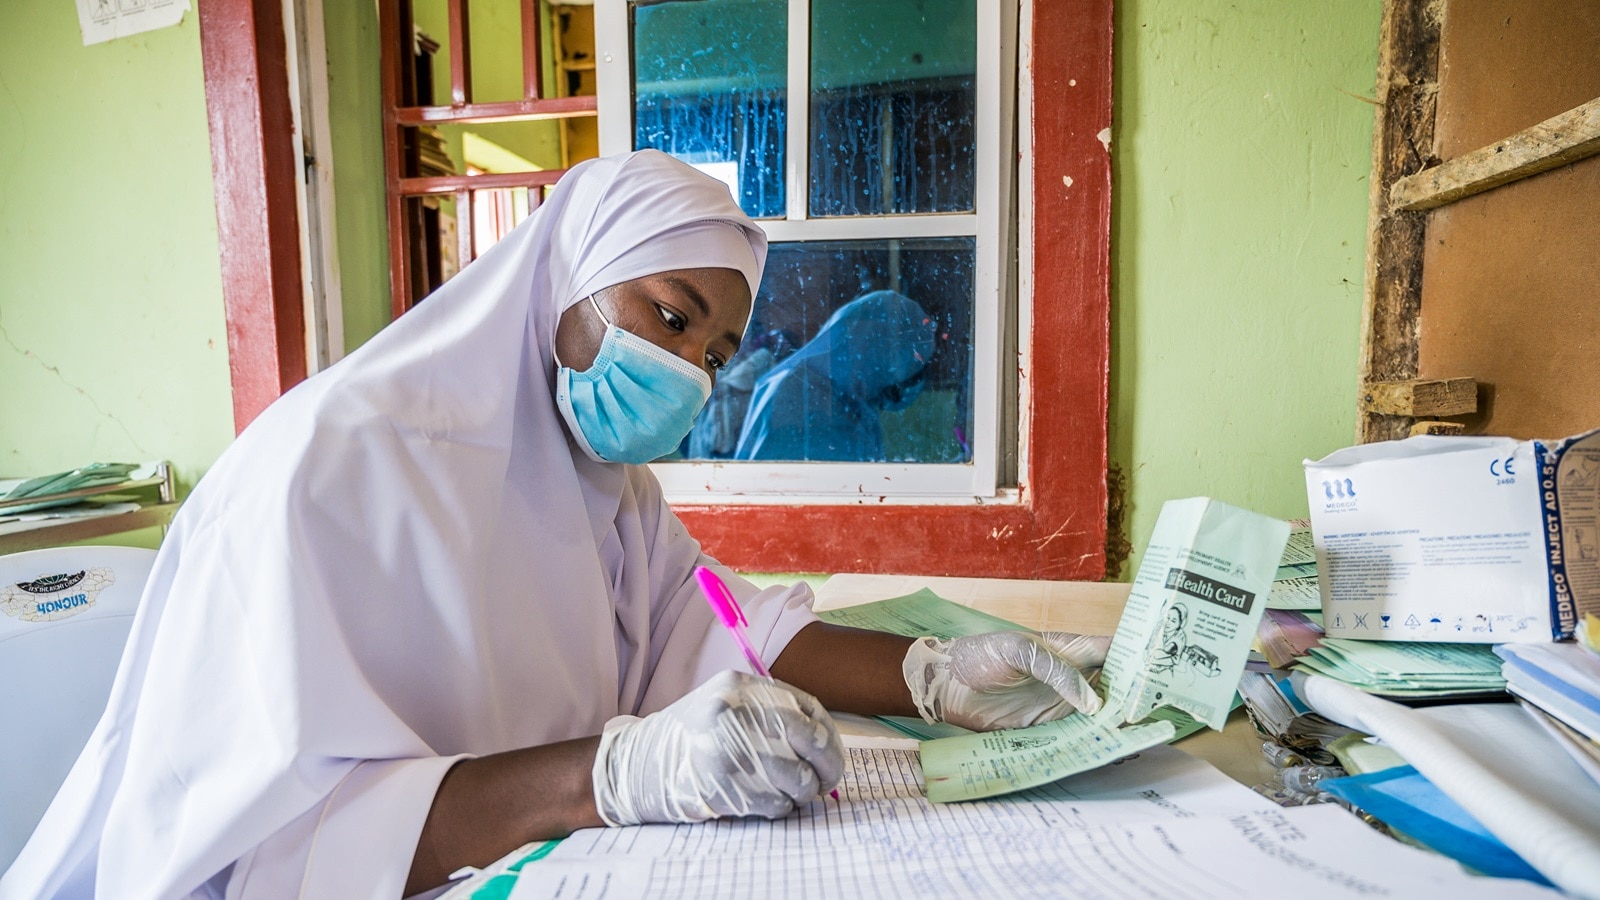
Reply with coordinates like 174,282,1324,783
823,497,1289,802
484,741,1553,900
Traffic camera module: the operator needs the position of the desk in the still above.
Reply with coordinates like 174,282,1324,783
445,574,1569,900
813,573,1279,790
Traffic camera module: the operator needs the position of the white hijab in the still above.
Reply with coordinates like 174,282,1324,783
2,151,819,900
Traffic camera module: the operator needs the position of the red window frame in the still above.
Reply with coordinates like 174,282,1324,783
674,1,1113,580
200,0,1111,581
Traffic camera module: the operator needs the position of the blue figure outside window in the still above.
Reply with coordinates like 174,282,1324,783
734,290,936,461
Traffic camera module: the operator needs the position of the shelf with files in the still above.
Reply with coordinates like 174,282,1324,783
0,462,178,555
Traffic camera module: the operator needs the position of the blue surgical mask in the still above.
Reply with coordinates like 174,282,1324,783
555,295,713,464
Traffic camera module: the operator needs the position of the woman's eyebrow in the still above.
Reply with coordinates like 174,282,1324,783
659,276,711,317
658,276,742,352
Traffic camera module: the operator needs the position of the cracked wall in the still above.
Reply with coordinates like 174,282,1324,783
0,0,234,516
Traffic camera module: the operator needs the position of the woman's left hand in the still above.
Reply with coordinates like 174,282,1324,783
901,631,1112,731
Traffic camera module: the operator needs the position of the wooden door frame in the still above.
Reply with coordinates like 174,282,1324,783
199,0,309,434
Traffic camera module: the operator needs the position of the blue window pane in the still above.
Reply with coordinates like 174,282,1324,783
809,0,977,217
685,239,975,463
631,0,787,219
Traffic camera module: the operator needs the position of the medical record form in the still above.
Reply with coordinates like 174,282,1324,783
919,497,1289,801
498,744,1552,900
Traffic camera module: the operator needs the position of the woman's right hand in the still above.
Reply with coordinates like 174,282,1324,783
590,670,844,826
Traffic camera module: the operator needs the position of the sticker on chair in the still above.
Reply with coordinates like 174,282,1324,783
1,567,116,623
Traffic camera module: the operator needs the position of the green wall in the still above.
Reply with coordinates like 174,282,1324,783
1107,0,1379,577
0,1,233,502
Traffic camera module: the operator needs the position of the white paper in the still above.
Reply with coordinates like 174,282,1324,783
508,744,1552,900
918,712,1175,802
75,0,191,47
1301,674,1600,898
1266,575,1322,610
916,499,1287,801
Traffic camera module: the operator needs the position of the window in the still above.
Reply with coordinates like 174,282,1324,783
597,0,1007,501
210,0,1110,579
582,0,1105,576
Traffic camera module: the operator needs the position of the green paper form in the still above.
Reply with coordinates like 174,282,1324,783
816,589,1030,638
1293,639,1505,697
920,497,1289,802
919,711,1178,802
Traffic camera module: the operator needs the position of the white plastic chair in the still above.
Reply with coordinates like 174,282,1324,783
0,545,155,874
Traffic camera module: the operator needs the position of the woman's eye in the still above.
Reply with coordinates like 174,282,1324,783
706,353,727,371
654,304,686,332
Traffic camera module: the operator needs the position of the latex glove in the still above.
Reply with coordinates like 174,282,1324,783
591,670,844,826
903,631,1112,731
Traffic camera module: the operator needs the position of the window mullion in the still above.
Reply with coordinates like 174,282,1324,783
757,214,981,243
593,0,629,155
969,2,1005,498
785,0,810,223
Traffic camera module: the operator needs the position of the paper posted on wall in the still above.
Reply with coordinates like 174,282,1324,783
75,0,191,47
921,497,1289,801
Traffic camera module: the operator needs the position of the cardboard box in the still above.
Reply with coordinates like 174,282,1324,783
1304,427,1600,643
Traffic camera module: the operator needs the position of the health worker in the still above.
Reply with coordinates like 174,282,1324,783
735,289,936,461
1,151,1110,900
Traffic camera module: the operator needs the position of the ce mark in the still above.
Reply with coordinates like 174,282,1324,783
1489,456,1517,477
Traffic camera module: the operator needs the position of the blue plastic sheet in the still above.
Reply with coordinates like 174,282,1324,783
1318,766,1552,886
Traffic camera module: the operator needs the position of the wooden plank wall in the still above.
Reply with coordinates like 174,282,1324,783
1359,0,1600,442
1416,0,1600,439
1357,0,1440,443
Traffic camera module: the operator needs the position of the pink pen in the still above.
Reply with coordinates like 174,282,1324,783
693,565,839,801
694,565,771,677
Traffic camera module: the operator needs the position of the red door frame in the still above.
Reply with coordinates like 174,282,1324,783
199,0,1111,580
198,0,309,434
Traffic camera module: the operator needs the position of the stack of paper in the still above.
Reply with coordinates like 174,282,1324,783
1294,638,1506,699
1266,521,1321,611
1496,642,1600,782
0,462,152,519
1300,675,1600,896
0,462,139,503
